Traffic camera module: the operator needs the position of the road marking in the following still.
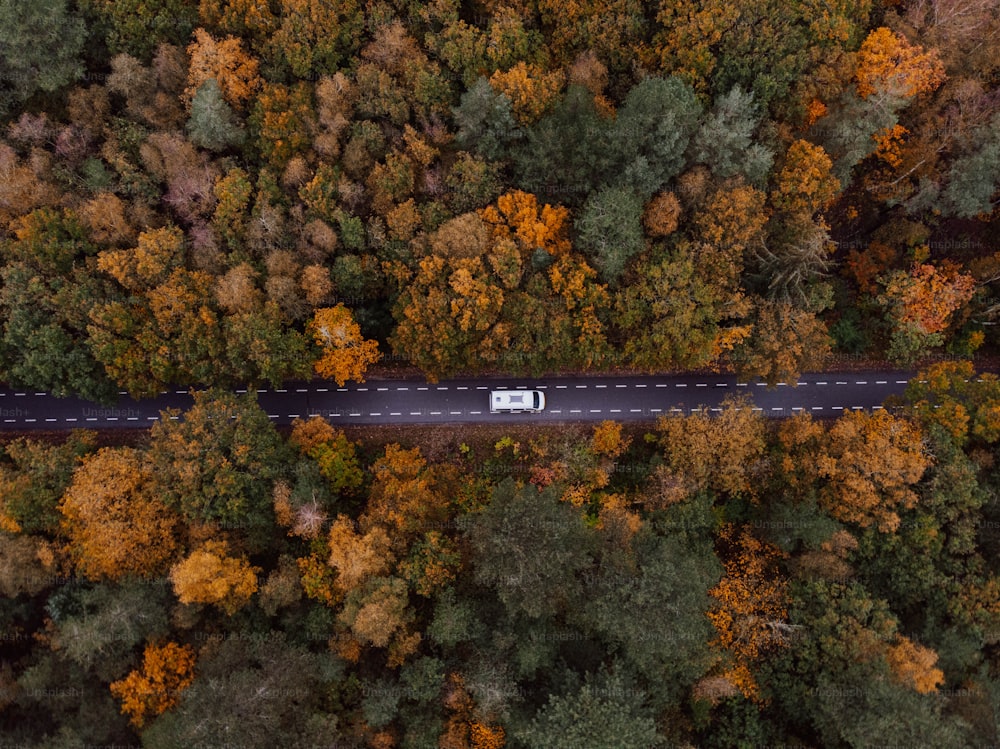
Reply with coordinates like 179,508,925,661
3,419,15,423
896,380,909,384
736,383,748,387
570,409,582,413
752,407,763,412
576,385,588,389
875,380,887,385
267,414,279,419
65,418,77,422
430,411,442,415
755,382,767,387
417,387,428,391
777,382,787,387
450,411,462,415
836,381,847,385
816,381,827,385
357,387,369,391
377,387,389,391
14,393,24,397
551,409,562,414
771,407,783,411
396,387,408,391
710,408,721,412
792,407,803,411
276,389,288,393
34,392,45,396
855,381,867,385
696,383,708,388
872,405,884,410
316,388,328,392
146,416,158,421
715,383,728,387
589,409,602,413
832,406,844,410
675,383,687,388
797,382,807,386
476,386,489,390
349,413,362,417
45,418,57,422
811,406,824,411
456,386,468,390
106,417,118,421
118,391,128,395
257,389,268,393
370,412,382,416
390,412,401,416
556,385,568,389
656,383,667,388
236,388,247,394
469,411,481,415
127,417,138,421
636,384,647,388
630,408,642,413
288,414,300,418
610,408,621,413
615,384,627,388
337,388,349,392
650,408,662,413
296,388,308,392
410,411,422,416
23,418,35,423
85,417,97,421
596,384,607,388
436,386,448,390
852,406,864,410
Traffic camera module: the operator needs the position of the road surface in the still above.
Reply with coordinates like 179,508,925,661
0,371,916,431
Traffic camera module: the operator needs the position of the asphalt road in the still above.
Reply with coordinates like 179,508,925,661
0,371,916,431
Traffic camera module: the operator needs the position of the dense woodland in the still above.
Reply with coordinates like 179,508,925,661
1,0,1000,746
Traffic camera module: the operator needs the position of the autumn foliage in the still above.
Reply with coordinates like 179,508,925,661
110,641,196,728
308,305,381,386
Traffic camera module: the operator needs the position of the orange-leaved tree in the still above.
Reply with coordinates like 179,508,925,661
308,304,381,386
109,641,196,728
185,27,261,109
169,540,259,614
59,447,179,582
706,524,791,701
855,27,946,101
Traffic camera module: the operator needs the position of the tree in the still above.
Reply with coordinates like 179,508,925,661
654,397,767,499
83,0,196,59
516,671,665,749
265,0,363,79
185,27,261,109
574,185,646,283
169,540,259,614
731,298,833,385
606,75,703,197
308,304,381,386
453,77,523,160
59,447,179,582
615,248,752,371
488,62,565,124
770,140,840,216
109,642,196,728
905,361,1000,445
186,78,246,152
878,261,976,364
691,86,774,185
794,410,930,532
0,0,84,115
855,27,947,101
707,525,791,700
290,417,364,495
146,390,288,540
0,431,96,535
464,479,595,619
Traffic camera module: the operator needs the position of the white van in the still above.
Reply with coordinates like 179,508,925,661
490,390,545,413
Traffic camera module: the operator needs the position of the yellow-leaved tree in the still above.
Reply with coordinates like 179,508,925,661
308,304,381,385
169,540,259,614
